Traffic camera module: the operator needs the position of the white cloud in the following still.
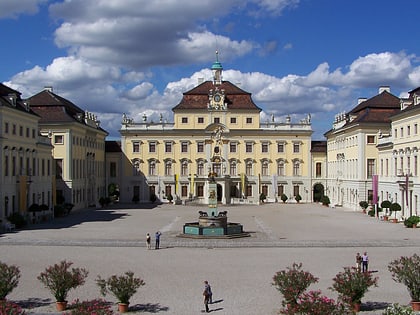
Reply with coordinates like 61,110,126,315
0,0,47,19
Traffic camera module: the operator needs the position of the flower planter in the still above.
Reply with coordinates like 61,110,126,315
352,302,361,313
383,216,388,221
118,303,129,313
411,301,420,311
56,301,67,311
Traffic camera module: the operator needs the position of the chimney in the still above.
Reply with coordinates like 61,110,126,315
44,86,53,92
378,86,390,94
358,98,367,104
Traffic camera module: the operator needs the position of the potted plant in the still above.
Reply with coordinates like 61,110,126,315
166,193,173,204
359,201,369,213
96,271,145,313
383,303,415,315
272,262,318,308
381,200,392,220
0,261,21,299
388,253,420,311
37,260,88,311
280,194,288,203
66,298,113,315
0,300,24,315
390,202,402,223
259,192,266,204
330,266,378,312
321,195,330,207
404,216,420,228
295,194,302,203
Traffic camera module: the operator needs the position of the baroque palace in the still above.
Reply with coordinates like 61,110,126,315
1,56,420,227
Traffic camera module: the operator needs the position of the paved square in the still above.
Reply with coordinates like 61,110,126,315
1,203,419,314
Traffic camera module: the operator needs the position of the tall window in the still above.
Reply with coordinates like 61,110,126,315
181,161,188,176
197,161,204,175
293,185,300,197
55,159,63,179
245,161,253,176
149,161,156,176
230,161,237,176
261,161,269,176
110,162,117,177
367,159,375,178
133,142,140,153
293,161,300,176
197,142,204,153
415,156,418,176
4,156,9,176
12,156,16,176
165,161,172,176
133,160,141,176
277,185,284,197
316,162,322,177
277,161,285,176
197,184,204,197
293,143,300,153
262,185,268,197
277,143,284,153
246,185,253,196
181,185,188,197
230,142,237,153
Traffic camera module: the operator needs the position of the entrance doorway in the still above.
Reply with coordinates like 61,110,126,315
313,183,324,202
217,184,222,202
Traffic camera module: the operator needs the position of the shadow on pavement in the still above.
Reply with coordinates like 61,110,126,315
130,302,170,312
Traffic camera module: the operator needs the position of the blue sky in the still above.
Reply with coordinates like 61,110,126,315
1,0,419,139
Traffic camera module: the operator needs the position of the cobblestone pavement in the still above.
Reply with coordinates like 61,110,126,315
1,202,419,315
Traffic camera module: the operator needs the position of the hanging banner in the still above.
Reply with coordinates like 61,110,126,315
406,174,409,206
241,173,245,197
190,174,195,196
372,174,378,205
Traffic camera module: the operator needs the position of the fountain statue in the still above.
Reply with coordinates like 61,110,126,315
179,126,249,238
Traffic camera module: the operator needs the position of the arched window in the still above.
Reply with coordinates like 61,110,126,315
277,160,285,176
165,160,172,176
149,160,156,176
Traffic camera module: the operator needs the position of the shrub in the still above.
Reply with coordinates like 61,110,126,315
382,303,414,315
96,271,145,305
280,194,288,203
166,194,173,202
330,267,378,305
368,209,375,217
388,253,420,302
0,300,25,315
321,195,330,206
0,261,21,299
259,193,266,202
272,263,318,307
7,213,26,229
381,200,392,212
359,201,369,210
295,194,302,203
65,299,113,315
404,216,420,228
37,260,89,302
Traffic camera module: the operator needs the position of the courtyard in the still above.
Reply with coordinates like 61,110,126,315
0,202,419,314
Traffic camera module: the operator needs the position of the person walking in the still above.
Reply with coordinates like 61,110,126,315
146,233,151,250
155,231,161,249
362,252,369,272
356,252,362,272
206,281,213,304
203,280,211,313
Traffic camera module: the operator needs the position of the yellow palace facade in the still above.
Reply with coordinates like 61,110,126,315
119,57,314,205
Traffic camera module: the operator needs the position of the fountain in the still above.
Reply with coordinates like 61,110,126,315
179,126,249,238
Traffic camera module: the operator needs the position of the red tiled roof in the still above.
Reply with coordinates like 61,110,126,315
105,140,122,152
172,81,261,111
311,140,327,153
350,91,400,114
